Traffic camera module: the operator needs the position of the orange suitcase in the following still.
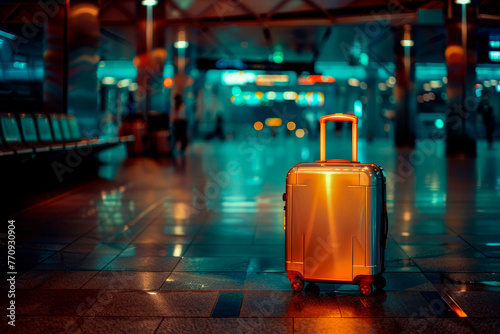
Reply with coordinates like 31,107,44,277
284,113,388,295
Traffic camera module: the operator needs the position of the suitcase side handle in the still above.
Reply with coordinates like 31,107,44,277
319,113,358,162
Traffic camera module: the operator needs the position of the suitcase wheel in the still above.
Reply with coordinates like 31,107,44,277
374,276,386,290
290,278,304,292
359,282,373,296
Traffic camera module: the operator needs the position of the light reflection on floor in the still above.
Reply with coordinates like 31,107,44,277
3,136,500,333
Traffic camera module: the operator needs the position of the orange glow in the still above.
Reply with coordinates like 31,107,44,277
287,122,296,131
163,78,173,88
298,75,335,85
295,129,305,138
319,114,358,162
254,121,264,131
265,118,282,127
447,295,468,317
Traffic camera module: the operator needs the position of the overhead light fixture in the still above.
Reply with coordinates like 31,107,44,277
174,41,189,49
401,24,413,48
401,40,414,47
0,30,16,40
454,0,471,4
272,51,284,64
141,0,158,6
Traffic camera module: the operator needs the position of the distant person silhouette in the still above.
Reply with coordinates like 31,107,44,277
479,91,495,147
205,114,225,140
170,94,188,152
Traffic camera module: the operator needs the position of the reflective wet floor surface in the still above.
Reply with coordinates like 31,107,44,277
2,136,500,333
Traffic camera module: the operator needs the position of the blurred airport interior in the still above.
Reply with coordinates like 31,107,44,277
1,0,500,333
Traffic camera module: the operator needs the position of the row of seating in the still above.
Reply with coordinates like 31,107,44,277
0,113,134,157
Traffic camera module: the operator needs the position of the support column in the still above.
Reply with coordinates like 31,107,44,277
365,66,378,142
135,0,166,116
394,25,416,148
43,1,66,114
66,0,101,133
444,0,478,158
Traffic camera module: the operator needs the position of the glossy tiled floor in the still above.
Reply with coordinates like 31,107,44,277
2,133,500,333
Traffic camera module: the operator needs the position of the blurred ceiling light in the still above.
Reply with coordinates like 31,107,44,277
272,51,284,63
430,80,443,88
423,83,432,91
423,94,430,102
102,77,116,85
378,83,387,91
266,91,277,100
287,122,296,131
454,0,471,4
295,129,305,138
175,30,188,49
384,123,390,132
435,119,444,129
442,76,448,83
284,91,297,100
360,53,369,66
128,82,138,91
491,79,498,85
141,0,158,6
401,232,410,237
360,82,368,90
265,118,282,127
348,78,360,87
240,41,248,48
483,80,491,87
254,121,263,131
117,79,132,88
489,51,500,62
163,77,173,88
174,40,189,49
0,30,16,40
388,76,396,85
401,39,414,47
401,25,413,47
429,92,436,100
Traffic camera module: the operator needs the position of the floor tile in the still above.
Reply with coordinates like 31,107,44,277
0,289,101,316
15,270,98,289
174,257,249,272
103,256,180,271
155,318,293,334
85,291,218,316
160,272,246,290
74,316,162,334
239,291,341,317
82,271,170,290
0,316,78,334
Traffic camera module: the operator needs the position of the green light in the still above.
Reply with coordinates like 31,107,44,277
174,41,189,49
490,51,500,62
360,53,369,66
272,51,284,64
141,0,158,6
486,243,500,246
490,41,500,48
435,119,444,129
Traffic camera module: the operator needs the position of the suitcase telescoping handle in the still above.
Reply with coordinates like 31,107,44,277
319,113,358,162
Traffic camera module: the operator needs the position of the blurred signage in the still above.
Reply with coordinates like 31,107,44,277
221,71,257,85
256,74,289,86
297,75,335,85
198,58,315,73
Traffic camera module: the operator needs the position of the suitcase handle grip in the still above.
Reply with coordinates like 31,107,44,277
319,113,358,162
